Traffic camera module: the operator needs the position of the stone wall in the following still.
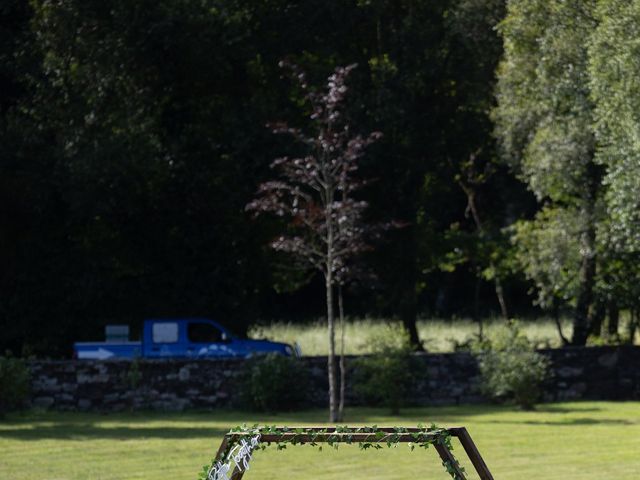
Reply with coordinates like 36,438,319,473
28,346,640,411
541,346,640,401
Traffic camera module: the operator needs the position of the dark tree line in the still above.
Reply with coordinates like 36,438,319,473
1,0,543,357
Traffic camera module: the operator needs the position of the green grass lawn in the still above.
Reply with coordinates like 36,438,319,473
1,402,639,479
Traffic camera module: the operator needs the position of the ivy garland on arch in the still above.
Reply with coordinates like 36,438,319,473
198,424,482,480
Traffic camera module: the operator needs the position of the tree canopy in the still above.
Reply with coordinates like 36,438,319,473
2,0,640,355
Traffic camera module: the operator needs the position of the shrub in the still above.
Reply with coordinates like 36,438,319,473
472,322,549,410
124,358,143,389
0,353,30,414
353,324,414,414
240,353,309,412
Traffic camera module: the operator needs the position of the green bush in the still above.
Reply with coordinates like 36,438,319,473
124,358,143,389
353,324,414,414
240,353,309,412
472,322,549,410
0,354,30,414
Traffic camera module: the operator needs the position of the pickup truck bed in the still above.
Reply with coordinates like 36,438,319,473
75,342,141,359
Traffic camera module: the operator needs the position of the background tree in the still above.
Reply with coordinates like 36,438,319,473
247,63,382,422
451,151,510,322
590,0,640,337
2,0,287,353
435,0,519,330
510,207,582,345
1,0,565,357
494,0,601,345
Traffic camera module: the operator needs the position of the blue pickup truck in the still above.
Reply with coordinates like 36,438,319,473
74,318,299,359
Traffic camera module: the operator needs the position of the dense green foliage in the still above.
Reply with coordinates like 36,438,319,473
590,0,640,254
241,353,309,412
494,0,640,344
2,0,640,355
589,0,640,330
0,354,30,414
472,323,549,410
494,0,601,345
1,0,525,356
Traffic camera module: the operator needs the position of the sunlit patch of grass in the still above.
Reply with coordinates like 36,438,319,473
249,317,575,356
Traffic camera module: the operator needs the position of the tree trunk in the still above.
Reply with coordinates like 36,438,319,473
571,167,598,346
462,184,509,320
553,299,570,346
400,305,421,350
572,238,596,346
607,302,619,337
325,271,338,422
627,309,638,345
494,275,509,320
588,301,606,337
337,286,346,422
473,272,484,340
398,224,422,350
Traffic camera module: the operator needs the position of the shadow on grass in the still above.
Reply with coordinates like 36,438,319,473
387,402,602,420
0,408,345,441
488,417,635,426
0,423,230,441
0,402,627,441
0,407,494,441
534,404,603,414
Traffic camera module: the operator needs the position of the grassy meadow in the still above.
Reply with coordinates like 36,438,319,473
2,402,640,480
248,317,577,356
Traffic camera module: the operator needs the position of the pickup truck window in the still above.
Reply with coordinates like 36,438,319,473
188,322,223,343
152,322,178,343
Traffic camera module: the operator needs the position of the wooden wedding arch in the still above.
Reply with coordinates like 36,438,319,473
205,425,494,480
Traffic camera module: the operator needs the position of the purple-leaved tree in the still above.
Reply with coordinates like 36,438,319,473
247,62,382,422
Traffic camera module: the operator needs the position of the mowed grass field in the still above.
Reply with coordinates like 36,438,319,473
1,402,639,480
248,317,578,355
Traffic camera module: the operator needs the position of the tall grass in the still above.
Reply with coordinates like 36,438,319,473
248,317,576,356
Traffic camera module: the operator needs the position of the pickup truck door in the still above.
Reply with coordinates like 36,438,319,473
185,320,237,357
146,321,187,358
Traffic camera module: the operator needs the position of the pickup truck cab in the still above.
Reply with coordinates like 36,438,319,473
74,318,298,360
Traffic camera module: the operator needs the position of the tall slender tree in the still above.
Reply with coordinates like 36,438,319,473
247,62,381,421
